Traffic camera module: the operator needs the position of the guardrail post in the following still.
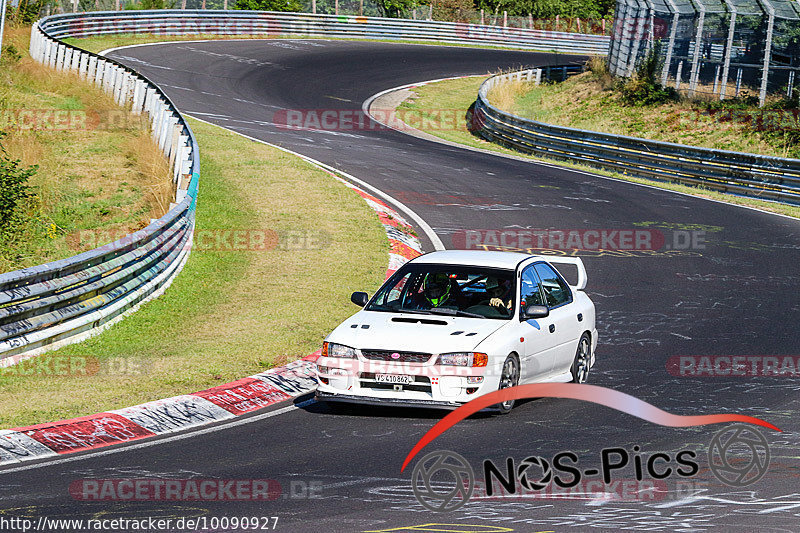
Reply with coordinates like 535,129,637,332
78,52,89,79
41,37,51,64
168,124,181,170
535,68,542,85
55,44,64,71
49,41,59,69
70,47,81,72
131,78,145,114
94,58,105,86
160,114,177,153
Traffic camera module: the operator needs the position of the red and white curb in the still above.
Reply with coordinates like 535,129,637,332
0,182,422,466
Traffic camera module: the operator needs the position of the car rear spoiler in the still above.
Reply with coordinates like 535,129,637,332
546,257,588,291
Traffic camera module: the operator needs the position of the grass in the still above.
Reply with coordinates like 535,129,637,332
396,75,800,219
0,116,388,428
493,69,800,159
0,27,172,272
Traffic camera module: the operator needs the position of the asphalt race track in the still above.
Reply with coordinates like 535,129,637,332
2,40,800,532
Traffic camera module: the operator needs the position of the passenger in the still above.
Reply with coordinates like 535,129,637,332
480,276,512,313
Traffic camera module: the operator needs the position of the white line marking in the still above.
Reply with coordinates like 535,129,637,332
0,400,315,475
365,80,800,223
186,115,445,250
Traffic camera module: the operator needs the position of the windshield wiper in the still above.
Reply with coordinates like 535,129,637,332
427,308,486,319
397,308,434,315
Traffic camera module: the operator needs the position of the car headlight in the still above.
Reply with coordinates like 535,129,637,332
436,352,488,367
322,341,357,358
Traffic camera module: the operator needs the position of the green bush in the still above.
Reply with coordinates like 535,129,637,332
6,0,50,25
620,49,678,106
1,45,22,64
0,133,37,232
233,0,302,11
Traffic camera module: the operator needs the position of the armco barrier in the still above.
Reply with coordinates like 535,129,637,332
38,10,610,55
1,10,608,364
475,68,800,205
0,23,199,365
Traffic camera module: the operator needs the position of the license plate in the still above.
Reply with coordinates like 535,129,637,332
375,374,414,385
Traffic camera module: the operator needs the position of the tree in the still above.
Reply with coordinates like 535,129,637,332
0,134,36,232
233,0,302,11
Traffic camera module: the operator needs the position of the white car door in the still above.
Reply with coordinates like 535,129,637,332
518,265,558,381
534,262,584,376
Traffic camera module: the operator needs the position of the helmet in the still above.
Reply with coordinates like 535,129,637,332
424,272,451,306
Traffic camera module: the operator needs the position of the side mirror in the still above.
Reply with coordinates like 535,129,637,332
351,291,369,307
522,304,549,320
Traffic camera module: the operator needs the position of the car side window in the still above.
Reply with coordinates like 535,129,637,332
519,266,545,311
534,263,572,308
377,272,411,309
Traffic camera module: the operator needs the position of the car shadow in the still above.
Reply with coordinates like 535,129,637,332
300,395,542,420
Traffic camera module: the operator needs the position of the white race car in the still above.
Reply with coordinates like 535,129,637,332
315,250,597,413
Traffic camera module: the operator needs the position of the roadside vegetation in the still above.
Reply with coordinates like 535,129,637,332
0,28,387,427
0,27,170,273
0,116,388,428
490,54,800,159
397,74,800,219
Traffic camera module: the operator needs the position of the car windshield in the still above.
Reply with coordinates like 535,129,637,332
366,264,516,320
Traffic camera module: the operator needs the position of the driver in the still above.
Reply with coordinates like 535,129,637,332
423,272,455,308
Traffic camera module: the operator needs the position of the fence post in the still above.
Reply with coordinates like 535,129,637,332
758,6,775,107
687,5,706,97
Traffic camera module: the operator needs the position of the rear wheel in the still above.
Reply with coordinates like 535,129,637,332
570,333,592,383
497,355,520,414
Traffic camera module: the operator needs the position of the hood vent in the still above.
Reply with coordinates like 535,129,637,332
391,317,448,326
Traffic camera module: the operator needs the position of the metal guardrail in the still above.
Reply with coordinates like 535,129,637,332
38,10,610,55
475,68,800,205
2,11,608,364
0,20,200,364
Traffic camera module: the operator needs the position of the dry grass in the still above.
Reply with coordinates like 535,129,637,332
0,118,388,427
0,26,172,268
398,75,800,219
486,76,530,113
501,70,797,158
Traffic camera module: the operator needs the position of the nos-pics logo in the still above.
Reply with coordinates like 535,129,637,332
411,424,770,512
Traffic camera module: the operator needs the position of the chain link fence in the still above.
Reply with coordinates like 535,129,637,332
608,0,800,106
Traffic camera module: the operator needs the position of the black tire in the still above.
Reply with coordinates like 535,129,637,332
496,354,520,414
571,333,592,383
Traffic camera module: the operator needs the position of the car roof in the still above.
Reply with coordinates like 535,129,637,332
409,250,543,270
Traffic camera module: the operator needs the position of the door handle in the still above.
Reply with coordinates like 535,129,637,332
549,324,556,333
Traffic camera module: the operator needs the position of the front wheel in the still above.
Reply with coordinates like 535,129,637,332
496,355,520,414
570,333,592,383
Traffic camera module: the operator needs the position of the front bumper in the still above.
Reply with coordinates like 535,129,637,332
315,390,465,410
315,356,502,405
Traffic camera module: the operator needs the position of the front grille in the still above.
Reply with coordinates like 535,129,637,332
360,350,433,363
